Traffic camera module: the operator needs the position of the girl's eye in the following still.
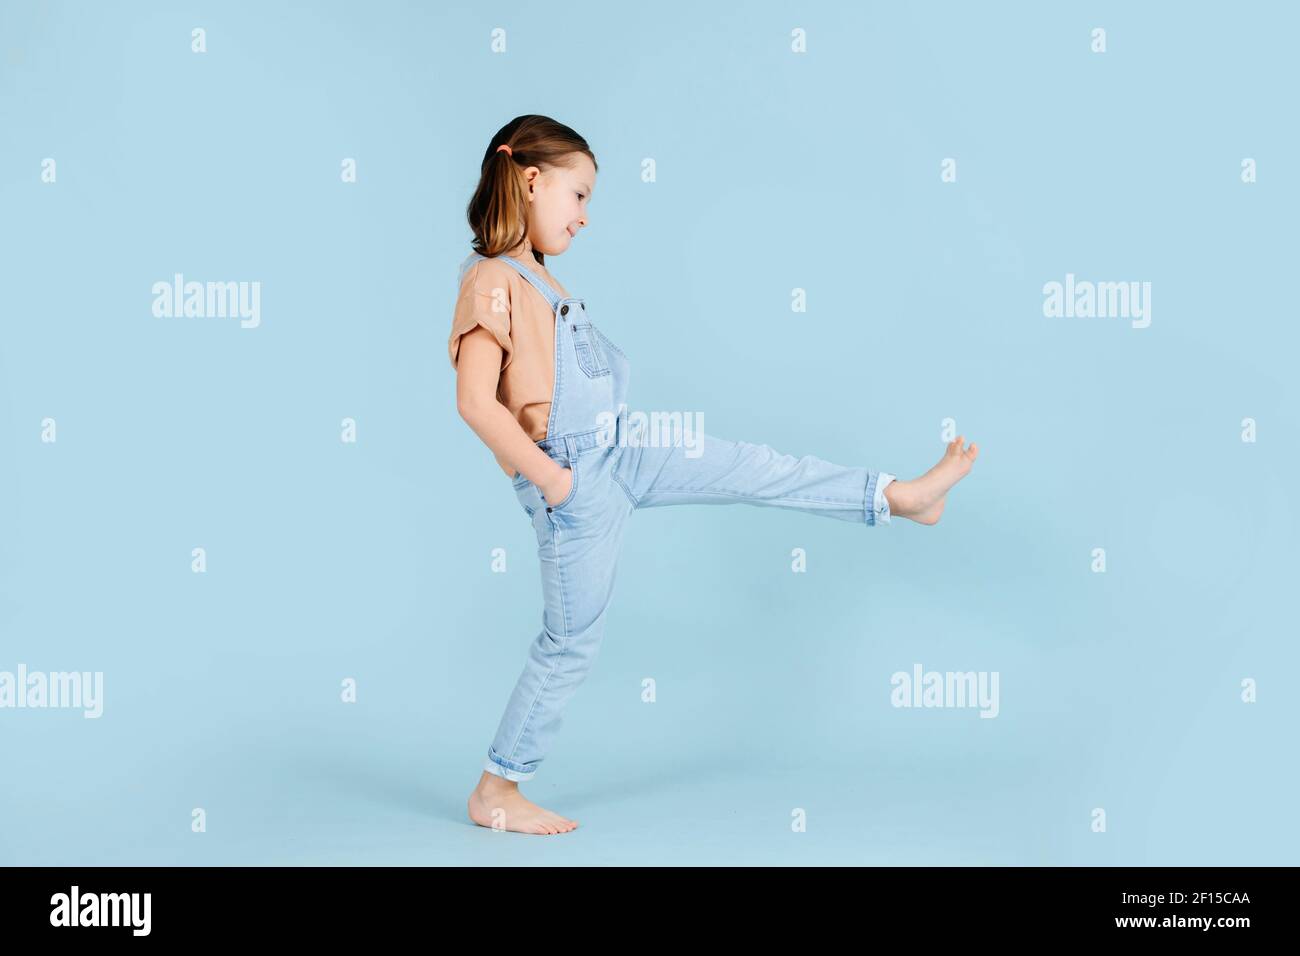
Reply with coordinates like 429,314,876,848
577,193,585,200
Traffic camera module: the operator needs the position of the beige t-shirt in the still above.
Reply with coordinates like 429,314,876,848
448,235,570,478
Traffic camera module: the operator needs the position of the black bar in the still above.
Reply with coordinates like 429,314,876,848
0,866,1280,940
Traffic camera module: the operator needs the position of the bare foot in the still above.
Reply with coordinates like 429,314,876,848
884,436,979,525
467,771,579,834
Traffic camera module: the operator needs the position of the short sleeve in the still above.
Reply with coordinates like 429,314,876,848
449,260,514,371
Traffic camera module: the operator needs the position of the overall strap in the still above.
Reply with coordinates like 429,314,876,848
458,251,564,312
495,255,563,311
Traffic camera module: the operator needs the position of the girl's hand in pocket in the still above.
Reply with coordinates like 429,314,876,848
541,466,573,507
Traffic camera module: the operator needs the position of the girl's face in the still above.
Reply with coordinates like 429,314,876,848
522,154,596,257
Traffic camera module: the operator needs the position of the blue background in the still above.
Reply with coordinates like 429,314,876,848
1,0,1296,865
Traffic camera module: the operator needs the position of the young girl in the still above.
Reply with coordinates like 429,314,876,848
451,115,978,835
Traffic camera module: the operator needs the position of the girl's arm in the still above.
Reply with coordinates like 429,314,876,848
455,325,572,504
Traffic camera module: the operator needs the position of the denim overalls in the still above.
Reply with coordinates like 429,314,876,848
458,251,897,783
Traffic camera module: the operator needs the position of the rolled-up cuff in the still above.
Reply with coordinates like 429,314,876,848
484,751,536,783
866,471,897,526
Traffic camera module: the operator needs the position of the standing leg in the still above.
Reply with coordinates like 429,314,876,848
485,470,628,780
469,446,630,834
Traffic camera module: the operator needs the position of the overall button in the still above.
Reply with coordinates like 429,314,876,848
560,304,569,315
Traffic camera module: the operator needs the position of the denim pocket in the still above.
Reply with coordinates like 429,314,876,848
571,323,611,378
515,460,578,519
545,459,580,514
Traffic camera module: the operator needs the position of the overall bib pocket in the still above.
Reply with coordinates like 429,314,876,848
571,322,611,378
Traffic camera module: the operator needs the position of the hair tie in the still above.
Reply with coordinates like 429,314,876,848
496,144,513,157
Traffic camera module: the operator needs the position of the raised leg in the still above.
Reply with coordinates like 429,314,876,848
613,430,897,526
